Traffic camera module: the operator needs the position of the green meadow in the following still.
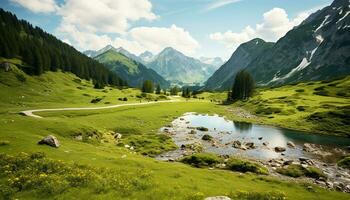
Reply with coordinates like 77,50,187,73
0,60,349,199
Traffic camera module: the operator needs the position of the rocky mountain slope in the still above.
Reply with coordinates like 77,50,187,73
204,38,274,90
94,50,169,88
246,0,350,86
84,45,143,63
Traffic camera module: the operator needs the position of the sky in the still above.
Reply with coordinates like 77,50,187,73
0,0,333,60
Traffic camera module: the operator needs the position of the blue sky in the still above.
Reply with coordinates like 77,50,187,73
1,0,332,59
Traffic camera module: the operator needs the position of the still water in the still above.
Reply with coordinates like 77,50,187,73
159,113,350,161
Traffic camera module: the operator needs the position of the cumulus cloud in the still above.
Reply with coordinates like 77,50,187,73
10,0,58,13
58,0,157,34
210,7,314,50
129,25,199,55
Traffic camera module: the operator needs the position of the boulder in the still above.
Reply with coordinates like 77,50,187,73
205,196,231,200
287,141,295,148
38,135,60,147
303,143,315,152
299,157,309,162
197,126,209,131
245,142,255,149
258,137,263,140
262,142,268,146
189,130,197,134
114,133,122,139
202,134,213,141
274,146,286,152
232,140,242,148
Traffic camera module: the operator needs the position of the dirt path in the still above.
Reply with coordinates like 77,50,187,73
21,100,180,118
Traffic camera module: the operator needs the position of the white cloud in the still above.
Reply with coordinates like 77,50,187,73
204,0,241,12
129,25,199,55
210,7,315,50
10,0,58,13
58,0,157,34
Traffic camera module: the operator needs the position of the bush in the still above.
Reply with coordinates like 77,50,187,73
226,158,268,174
181,153,222,167
123,97,128,101
276,164,304,177
305,166,326,179
296,106,307,111
90,97,102,103
0,140,10,146
201,134,212,141
295,89,305,92
15,73,26,82
255,107,282,115
313,90,329,96
338,157,350,169
277,164,325,179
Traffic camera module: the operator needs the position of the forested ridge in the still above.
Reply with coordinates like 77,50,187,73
0,9,126,87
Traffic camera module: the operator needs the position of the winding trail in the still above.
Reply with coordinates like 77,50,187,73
21,100,180,118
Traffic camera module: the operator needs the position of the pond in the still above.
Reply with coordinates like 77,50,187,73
157,113,350,162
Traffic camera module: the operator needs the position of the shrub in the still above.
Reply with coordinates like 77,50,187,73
181,153,222,167
226,158,268,175
338,157,350,169
201,134,212,141
313,90,329,96
15,73,26,82
276,164,304,177
123,97,128,101
90,97,102,103
296,106,307,111
0,140,10,146
255,107,282,115
295,89,304,92
305,166,326,179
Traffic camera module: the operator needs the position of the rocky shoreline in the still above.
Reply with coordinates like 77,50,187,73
157,113,350,193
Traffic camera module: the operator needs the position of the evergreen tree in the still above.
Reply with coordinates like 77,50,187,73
156,84,161,94
142,80,154,93
228,70,254,101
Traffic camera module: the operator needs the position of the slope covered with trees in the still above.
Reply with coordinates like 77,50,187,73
0,9,126,87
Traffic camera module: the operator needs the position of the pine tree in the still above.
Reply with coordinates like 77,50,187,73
229,70,254,101
156,84,161,94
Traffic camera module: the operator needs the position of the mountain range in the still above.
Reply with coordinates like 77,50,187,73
205,0,350,90
94,49,169,88
146,47,219,85
85,45,220,86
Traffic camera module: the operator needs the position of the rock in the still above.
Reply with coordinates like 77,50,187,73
180,118,185,120
189,130,197,134
232,140,241,148
74,135,83,141
307,186,313,191
326,181,333,188
168,158,175,162
245,142,255,149
163,128,170,133
299,157,309,162
283,160,293,165
204,196,231,200
197,126,209,131
130,146,134,150
124,144,130,148
38,135,60,147
202,134,213,141
301,164,308,169
303,143,314,152
262,142,268,146
274,146,286,152
114,133,122,139
258,137,263,140
180,144,186,149
287,141,295,148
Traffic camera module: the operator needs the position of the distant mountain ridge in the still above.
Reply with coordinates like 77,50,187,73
147,47,217,85
84,45,143,63
94,49,169,88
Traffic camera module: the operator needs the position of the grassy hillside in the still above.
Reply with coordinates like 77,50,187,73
1,62,348,199
205,76,350,137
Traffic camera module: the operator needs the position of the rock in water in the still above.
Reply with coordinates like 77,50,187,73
287,141,295,148
274,146,286,152
38,135,60,147
205,196,231,200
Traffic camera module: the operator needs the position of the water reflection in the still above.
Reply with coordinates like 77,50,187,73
233,121,252,132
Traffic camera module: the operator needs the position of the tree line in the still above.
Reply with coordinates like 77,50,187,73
0,9,126,88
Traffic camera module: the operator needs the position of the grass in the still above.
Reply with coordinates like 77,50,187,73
181,153,222,167
230,76,350,137
0,61,349,199
226,158,268,175
337,157,350,169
